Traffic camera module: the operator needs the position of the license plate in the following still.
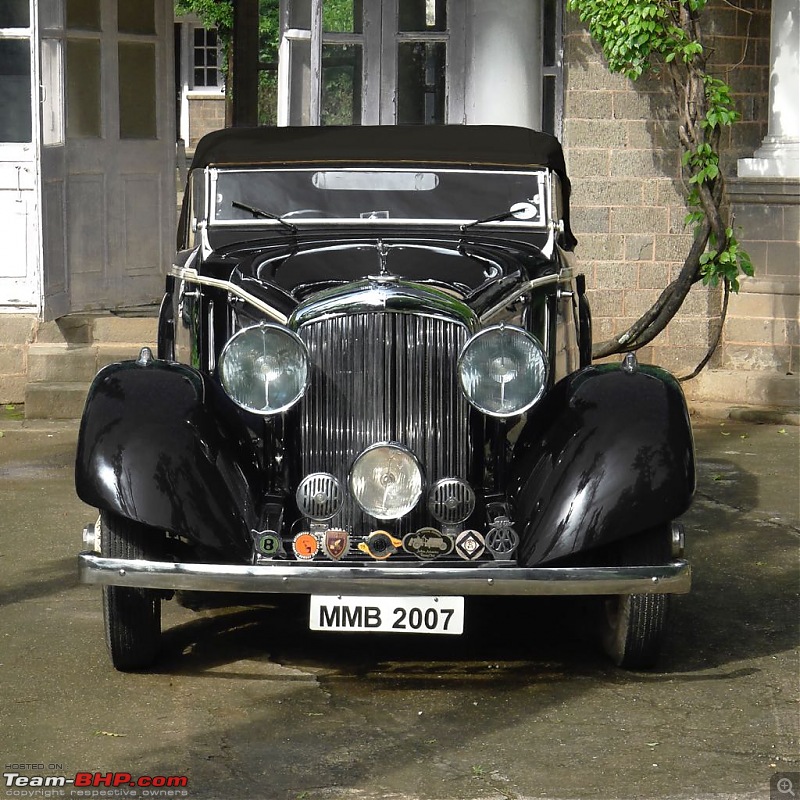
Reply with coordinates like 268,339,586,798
310,595,464,635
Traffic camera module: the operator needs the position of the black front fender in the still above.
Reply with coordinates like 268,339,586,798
509,363,695,566
75,359,263,559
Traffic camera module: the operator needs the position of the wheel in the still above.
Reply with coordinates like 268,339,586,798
100,511,162,671
600,526,672,669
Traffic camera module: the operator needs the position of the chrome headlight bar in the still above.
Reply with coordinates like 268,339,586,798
171,265,289,325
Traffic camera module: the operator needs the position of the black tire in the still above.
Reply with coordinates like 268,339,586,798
101,511,162,671
600,526,672,670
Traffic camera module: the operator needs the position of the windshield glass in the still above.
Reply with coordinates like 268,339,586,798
209,167,549,227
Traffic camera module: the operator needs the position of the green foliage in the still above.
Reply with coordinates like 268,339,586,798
700,228,754,292
323,1,355,32
175,0,279,58
175,0,233,32
701,74,738,129
565,0,711,79
176,0,280,119
566,0,752,294
175,0,352,123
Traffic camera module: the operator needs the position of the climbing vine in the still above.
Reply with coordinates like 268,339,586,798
566,0,753,362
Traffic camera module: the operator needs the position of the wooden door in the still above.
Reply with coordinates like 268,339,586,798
41,0,175,314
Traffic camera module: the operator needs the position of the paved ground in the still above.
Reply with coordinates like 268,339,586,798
0,413,797,800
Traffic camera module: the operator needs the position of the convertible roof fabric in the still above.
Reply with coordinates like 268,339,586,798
192,125,563,170
189,125,576,248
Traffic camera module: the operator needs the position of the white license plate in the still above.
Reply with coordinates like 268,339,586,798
310,595,464,635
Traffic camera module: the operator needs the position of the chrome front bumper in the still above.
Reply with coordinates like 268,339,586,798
78,553,691,596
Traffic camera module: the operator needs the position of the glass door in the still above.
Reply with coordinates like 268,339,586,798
278,0,463,126
381,0,458,125
0,0,39,309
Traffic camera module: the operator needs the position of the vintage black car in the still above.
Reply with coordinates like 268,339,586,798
76,125,693,671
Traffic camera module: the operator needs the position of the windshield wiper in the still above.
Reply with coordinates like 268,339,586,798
231,201,297,233
460,201,538,233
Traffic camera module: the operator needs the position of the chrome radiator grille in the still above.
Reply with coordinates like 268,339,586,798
298,312,471,534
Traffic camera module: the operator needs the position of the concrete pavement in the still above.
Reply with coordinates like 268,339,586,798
0,412,797,800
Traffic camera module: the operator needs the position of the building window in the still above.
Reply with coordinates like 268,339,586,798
0,38,32,142
541,0,563,137
279,0,460,126
278,0,562,133
193,27,220,89
0,0,30,28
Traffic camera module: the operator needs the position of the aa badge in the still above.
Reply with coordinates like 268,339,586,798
485,518,519,559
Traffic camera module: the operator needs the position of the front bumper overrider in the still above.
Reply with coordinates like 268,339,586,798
78,553,691,596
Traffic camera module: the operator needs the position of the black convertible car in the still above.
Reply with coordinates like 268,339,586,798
76,125,693,671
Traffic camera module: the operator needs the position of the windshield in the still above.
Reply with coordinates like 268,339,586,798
208,167,549,228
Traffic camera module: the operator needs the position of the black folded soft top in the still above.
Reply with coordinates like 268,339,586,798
189,125,576,249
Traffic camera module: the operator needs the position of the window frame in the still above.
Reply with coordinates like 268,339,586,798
277,0,562,134
189,23,223,94
0,11,35,150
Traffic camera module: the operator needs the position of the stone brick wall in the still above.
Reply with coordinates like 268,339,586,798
725,181,800,376
0,316,36,404
188,95,226,148
562,0,771,377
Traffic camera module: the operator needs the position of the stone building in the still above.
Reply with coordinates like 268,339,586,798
563,0,798,410
174,11,226,148
0,0,797,416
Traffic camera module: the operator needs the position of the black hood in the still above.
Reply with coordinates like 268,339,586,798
223,235,556,305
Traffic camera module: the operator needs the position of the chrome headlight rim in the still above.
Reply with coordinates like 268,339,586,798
218,322,310,416
457,323,548,418
348,441,425,521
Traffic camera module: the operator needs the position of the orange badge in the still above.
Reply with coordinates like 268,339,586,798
292,532,319,560
357,530,402,560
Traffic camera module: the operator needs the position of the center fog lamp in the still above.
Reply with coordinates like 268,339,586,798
218,323,309,415
349,443,424,520
458,324,547,417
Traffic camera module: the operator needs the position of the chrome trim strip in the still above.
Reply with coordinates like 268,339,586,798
479,274,562,324
171,265,289,325
79,554,691,596
209,218,550,230
290,279,478,331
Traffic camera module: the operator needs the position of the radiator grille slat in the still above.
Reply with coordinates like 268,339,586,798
299,313,470,535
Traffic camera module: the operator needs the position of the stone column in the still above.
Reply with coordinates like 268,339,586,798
465,0,541,127
738,0,800,177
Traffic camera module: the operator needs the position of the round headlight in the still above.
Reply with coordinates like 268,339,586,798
458,325,547,417
349,443,424,520
218,323,309,415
